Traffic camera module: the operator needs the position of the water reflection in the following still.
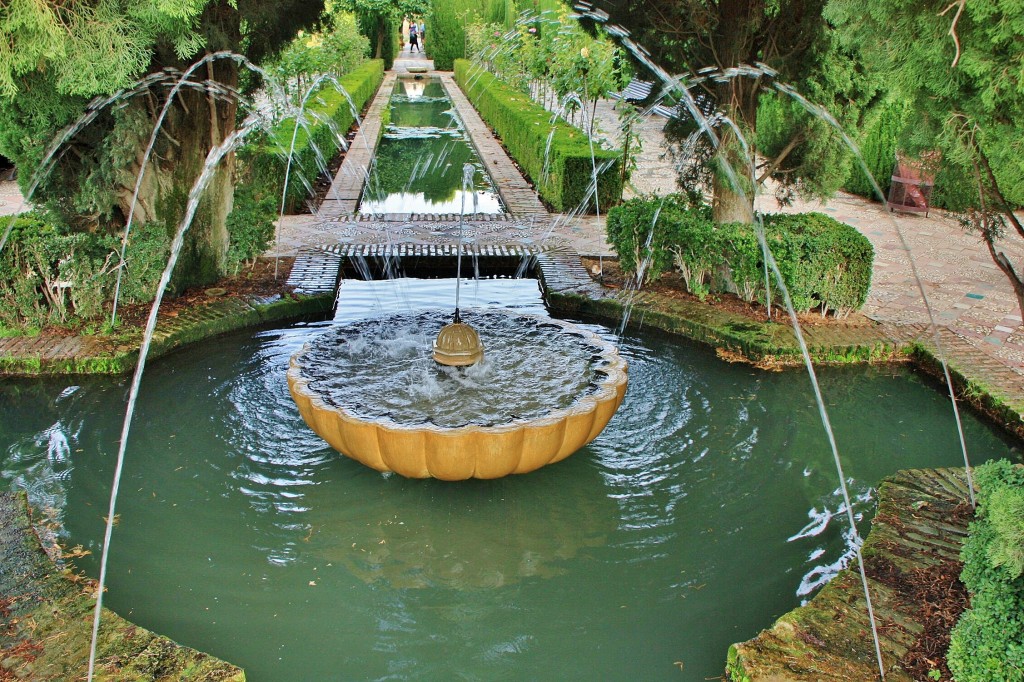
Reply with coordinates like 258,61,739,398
359,78,504,215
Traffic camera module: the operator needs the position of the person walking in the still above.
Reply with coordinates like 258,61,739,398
417,20,425,49
409,22,419,53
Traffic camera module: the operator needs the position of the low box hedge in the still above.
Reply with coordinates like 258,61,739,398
239,59,385,213
607,195,873,317
948,460,1024,682
453,59,621,213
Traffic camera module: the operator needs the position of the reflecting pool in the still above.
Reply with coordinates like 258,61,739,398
0,280,1011,680
358,78,504,215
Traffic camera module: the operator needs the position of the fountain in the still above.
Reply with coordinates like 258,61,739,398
288,309,628,480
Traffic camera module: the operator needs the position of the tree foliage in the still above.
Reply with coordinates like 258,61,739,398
828,0,1024,315
0,0,326,293
339,0,428,67
587,0,881,224
827,0,1024,207
268,11,369,102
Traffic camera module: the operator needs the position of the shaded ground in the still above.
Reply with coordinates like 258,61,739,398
116,257,295,329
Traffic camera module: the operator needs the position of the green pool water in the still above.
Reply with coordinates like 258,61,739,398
0,290,1012,680
357,78,504,215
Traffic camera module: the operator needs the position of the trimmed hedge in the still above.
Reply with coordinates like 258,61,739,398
843,99,910,200
237,59,385,214
948,460,1024,682
453,59,622,213
606,195,873,317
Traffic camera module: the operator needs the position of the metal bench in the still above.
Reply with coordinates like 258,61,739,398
612,78,654,103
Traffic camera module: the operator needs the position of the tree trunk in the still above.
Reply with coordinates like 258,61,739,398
985,238,1024,320
710,0,762,225
116,55,239,294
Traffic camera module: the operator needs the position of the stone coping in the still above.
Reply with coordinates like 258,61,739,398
726,468,975,681
0,491,244,680
0,293,333,376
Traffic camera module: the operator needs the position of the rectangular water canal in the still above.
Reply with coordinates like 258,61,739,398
358,77,505,216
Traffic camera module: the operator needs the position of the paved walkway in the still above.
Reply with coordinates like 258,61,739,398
0,179,27,216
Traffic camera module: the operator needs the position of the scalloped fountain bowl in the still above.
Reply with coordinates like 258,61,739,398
287,309,628,480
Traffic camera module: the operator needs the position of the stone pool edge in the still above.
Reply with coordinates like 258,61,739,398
0,491,246,680
0,293,333,377
725,467,975,682
544,283,1024,440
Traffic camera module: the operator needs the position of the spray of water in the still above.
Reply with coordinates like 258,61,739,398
110,52,278,324
462,9,975,549
86,113,264,681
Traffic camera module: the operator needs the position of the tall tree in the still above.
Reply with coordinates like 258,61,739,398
0,0,325,291
827,0,1024,314
587,0,879,224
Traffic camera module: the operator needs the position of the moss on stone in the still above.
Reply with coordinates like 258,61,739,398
548,290,903,366
726,468,976,681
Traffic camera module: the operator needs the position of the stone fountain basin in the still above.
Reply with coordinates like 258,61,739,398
287,314,628,480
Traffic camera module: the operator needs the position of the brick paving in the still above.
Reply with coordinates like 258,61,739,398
4,56,1024,420
0,180,27,217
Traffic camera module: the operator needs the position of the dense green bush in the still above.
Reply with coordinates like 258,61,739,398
357,13,398,70
429,0,474,70
454,59,622,213
0,213,168,330
606,196,873,316
236,59,384,217
948,460,1024,682
226,184,277,273
842,99,909,200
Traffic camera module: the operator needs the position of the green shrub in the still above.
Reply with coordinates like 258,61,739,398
948,460,1024,682
430,0,485,70
0,213,150,328
606,196,873,316
104,221,170,306
454,59,622,213
843,99,910,200
758,212,874,316
605,195,716,291
0,212,172,330
226,184,276,273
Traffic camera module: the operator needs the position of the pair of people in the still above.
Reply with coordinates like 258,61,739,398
408,21,424,53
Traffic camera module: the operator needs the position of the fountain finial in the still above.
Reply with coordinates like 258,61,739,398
433,314,484,366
